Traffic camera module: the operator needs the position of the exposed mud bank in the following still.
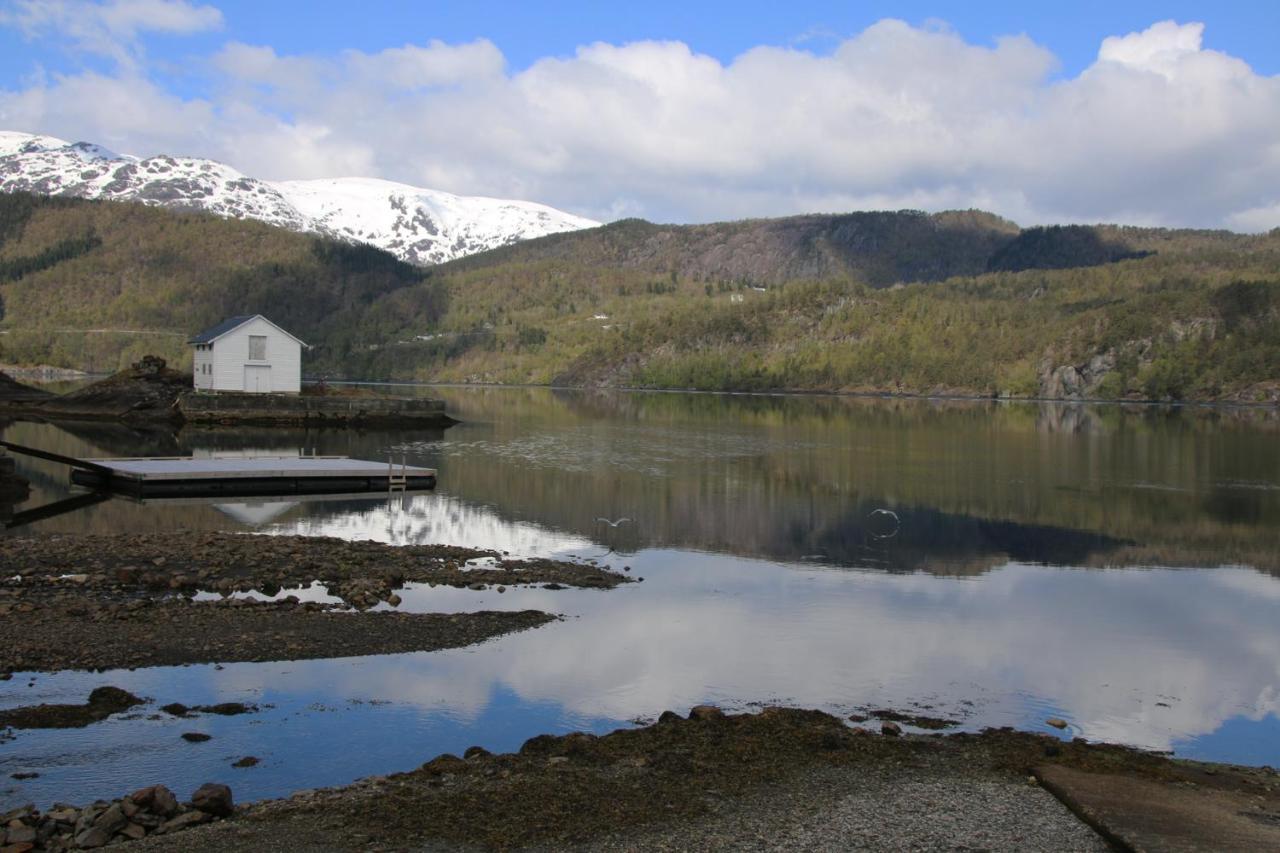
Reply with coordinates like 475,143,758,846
0,532,626,672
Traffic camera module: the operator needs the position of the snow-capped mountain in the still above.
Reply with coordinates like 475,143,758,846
0,131,599,265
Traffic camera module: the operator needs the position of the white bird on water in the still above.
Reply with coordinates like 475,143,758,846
596,517,633,528
866,508,900,539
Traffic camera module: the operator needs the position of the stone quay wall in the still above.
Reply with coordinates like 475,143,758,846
178,391,453,427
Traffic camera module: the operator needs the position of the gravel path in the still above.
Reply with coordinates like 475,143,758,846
572,764,1107,852
133,762,1107,852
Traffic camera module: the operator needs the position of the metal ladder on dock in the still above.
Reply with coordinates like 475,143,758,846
387,454,408,494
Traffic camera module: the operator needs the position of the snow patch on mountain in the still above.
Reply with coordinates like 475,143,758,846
0,132,599,264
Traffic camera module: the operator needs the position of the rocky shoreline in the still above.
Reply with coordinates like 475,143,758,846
0,532,629,673
2,781,234,850
18,706,1258,852
0,359,457,428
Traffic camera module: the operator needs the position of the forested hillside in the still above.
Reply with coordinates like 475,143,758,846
349,215,1280,402
0,193,438,369
1,191,1277,403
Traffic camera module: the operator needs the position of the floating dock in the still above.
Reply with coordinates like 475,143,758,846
0,440,436,498
69,455,437,498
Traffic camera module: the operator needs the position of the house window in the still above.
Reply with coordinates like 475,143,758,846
248,335,267,361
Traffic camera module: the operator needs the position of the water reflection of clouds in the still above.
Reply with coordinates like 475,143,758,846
241,552,1280,758
255,490,1280,757
270,493,594,556
7,555,1279,811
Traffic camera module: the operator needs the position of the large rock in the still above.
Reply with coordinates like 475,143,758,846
73,825,115,849
190,782,234,817
91,802,128,835
1039,350,1118,399
129,784,179,818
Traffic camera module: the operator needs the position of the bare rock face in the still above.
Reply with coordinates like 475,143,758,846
31,355,192,421
1039,351,1118,400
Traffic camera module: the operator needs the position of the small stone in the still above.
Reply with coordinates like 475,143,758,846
4,825,36,844
688,705,725,721
547,756,570,765
1046,718,1069,730
231,756,259,768
119,821,148,840
1,805,35,824
463,746,491,760
181,732,211,742
8,772,38,781
190,782,234,817
155,810,211,834
880,721,902,737
198,702,256,716
160,703,190,716
73,826,113,849
387,594,402,607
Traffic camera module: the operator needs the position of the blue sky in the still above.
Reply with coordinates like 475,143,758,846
4,1,1277,85
1,1,1278,229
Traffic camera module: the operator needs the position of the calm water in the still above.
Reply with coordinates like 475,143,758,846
3,388,1279,809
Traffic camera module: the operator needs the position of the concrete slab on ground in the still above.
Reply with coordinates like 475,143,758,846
1035,764,1280,852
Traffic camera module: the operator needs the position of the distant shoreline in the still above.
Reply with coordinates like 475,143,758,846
316,377,1280,411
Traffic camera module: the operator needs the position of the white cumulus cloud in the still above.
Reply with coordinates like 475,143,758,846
2,0,222,68
1,16,1278,230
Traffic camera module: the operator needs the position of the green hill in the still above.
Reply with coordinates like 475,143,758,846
1,191,1278,403
0,192,437,370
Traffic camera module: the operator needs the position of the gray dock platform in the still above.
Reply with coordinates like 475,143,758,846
68,455,437,497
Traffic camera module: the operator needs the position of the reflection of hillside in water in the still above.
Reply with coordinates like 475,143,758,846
422,388,1280,573
2,390,1278,575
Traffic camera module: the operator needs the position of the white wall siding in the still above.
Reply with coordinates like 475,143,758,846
192,345,213,390
200,316,302,394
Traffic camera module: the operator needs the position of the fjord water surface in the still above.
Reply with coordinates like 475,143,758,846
3,388,1278,809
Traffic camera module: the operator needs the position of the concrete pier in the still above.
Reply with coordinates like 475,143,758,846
178,391,455,427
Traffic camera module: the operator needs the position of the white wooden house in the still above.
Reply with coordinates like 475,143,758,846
189,315,306,394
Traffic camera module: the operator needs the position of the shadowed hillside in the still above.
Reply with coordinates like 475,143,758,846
0,192,440,371
443,209,1023,287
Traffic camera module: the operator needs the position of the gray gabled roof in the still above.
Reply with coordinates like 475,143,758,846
188,315,308,347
